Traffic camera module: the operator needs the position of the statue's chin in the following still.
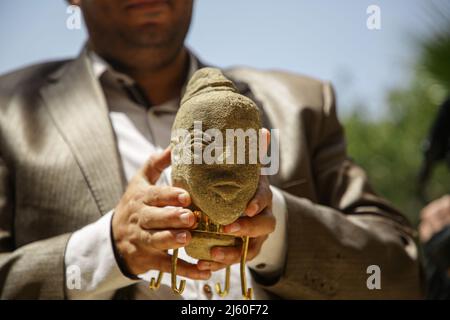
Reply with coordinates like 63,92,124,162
197,198,244,226
173,177,248,225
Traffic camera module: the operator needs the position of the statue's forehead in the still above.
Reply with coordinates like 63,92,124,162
176,98,259,129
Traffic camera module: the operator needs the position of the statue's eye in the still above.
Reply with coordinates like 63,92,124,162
189,137,205,148
189,132,213,149
171,133,195,164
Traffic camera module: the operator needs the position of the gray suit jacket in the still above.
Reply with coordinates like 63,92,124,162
0,50,422,299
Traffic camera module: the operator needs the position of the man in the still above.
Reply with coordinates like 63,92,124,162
0,0,421,299
418,97,450,299
419,195,450,299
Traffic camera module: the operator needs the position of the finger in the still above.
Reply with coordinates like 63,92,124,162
421,196,450,219
421,202,440,219
245,176,272,217
210,246,241,265
419,221,433,242
142,147,172,184
197,260,228,272
247,236,267,261
140,229,192,251
259,128,271,155
440,195,450,209
223,209,276,237
425,209,444,233
149,251,211,280
143,185,191,207
435,208,450,225
441,213,450,226
263,128,271,149
209,238,263,265
139,206,196,230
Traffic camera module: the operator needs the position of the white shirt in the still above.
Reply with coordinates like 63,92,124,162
65,51,288,300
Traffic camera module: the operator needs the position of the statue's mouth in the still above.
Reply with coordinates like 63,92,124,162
211,182,241,201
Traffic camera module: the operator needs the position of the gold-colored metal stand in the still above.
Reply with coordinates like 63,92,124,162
148,271,163,290
215,266,230,297
171,248,186,294
240,236,253,300
149,210,252,299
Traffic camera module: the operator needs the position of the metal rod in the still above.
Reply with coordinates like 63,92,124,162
171,248,186,294
149,271,163,290
215,266,231,297
240,236,253,300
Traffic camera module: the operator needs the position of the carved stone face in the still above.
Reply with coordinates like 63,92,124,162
171,68,261,226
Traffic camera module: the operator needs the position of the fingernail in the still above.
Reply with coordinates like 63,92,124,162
180,212,192,225
227,223,241,233
247,203,259,216
176,231,187,244
214,250,225,261
200,271,211,279
198,262,211,270
178,193,189,205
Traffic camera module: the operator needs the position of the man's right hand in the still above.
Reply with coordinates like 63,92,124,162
112,148,211,280
419,195,450,243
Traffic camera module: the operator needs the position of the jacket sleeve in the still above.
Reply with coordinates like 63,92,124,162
258,82,423,299
0,154,71,299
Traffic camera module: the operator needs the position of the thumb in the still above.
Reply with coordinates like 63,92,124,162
142,147,172,185
260,128,271,155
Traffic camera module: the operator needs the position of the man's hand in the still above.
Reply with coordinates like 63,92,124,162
419,195,450,243
197,175,276,271
112,148,211,280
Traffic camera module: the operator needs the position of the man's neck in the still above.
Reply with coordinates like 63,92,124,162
96,47,190,106
127,48,190,106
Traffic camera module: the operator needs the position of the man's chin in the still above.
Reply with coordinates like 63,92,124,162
120,22,175,46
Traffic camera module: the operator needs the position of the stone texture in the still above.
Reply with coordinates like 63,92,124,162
171,67,261,260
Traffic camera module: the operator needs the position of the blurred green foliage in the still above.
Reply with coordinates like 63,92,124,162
343,22,450,225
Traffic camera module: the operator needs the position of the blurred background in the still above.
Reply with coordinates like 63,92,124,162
0,0,449,224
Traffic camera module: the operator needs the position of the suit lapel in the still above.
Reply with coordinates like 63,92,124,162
40,51,125,215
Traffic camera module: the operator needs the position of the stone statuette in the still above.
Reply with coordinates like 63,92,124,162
149,67,262,300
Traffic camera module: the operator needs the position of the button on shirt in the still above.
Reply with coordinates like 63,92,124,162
65,51,288,300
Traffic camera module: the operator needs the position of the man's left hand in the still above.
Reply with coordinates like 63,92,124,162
419,195,450,243
197,175,276,271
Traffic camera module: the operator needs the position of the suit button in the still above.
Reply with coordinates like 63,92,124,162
256,263,266,270
203,284,213,299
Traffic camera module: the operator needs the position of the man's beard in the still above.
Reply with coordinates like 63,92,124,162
90,24,186,73
120,22,182,49
112,17,190,71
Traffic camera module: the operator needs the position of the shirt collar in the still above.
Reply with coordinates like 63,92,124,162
88,49,199,93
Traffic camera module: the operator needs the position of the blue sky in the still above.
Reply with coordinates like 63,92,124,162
0,0,447,118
